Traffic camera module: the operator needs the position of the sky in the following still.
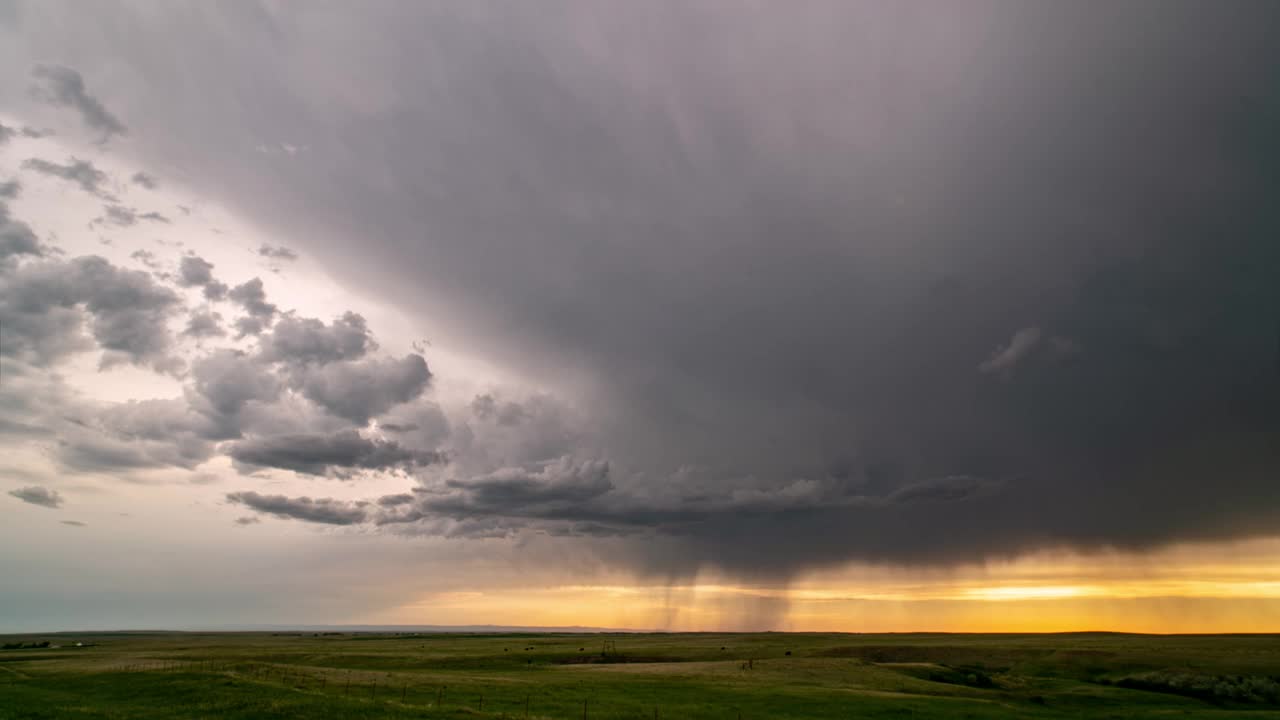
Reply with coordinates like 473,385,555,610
1,0,1279,634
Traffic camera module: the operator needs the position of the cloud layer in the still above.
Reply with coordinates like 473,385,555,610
2,2,1278,585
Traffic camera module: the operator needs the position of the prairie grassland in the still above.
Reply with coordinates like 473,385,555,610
2,631,1279,719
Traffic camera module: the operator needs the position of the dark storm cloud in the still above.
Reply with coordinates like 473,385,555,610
257,243,297,261
5,2,1278,575
226,491,369,525
225,429,442,476
21,157,110,196
428,458,613,519
8,485,63,508
30,64,127,141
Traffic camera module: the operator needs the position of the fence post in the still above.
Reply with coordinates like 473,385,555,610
402,682,407,702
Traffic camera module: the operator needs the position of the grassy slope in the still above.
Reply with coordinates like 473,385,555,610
1,632,1278,719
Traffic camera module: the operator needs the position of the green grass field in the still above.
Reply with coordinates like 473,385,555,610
2,631,1278,719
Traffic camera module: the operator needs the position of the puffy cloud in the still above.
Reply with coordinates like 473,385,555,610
21,157,111,196
188,349,280,419
30,64,127,141
225,429,442,477
176,254,228,300
231,317,263,338
226,491,369,525
0,201,42,262
7,485,63,508
293,354,430,424
258,312,373,365
54,398,222,472
0,255,182,371
183,308,226,339
177,255,215,286
228,277,277,325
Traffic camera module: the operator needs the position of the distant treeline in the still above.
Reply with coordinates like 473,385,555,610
2,641,50,650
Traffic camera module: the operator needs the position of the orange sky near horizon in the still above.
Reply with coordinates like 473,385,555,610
369,537,1280,633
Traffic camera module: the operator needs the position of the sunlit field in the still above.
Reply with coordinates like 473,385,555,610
2,631,1279,719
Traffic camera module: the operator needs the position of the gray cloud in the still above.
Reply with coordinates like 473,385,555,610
60,520,86,527
21,157,110,196
978,327,1042,375
1,200,42,262
30,64,127,141
92,204,168,228
176,254,227,300
188,349,280,419
129,249,159,269
177,255,215,285
0,255,182,371
293,354,430,424
259,312,373,365
427,457,612,520
0,123,42,145
226,429,442,476
258,243,298,261
183,308,226,339
8,485,63,508
233,316,266,338
226,491,369,525
2,2,1278,578
228,277,277,325
471,394,530,426
0,180,19,199
55,398,221,472
131,171,158,189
